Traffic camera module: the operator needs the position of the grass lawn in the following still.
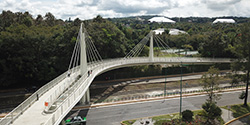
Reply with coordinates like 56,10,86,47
222,103,250,118
122,109,225,125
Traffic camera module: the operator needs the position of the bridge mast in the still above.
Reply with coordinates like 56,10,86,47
149,31,154,61
80,23,87,76
79,23,90,104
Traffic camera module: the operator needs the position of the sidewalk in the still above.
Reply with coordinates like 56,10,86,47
221,108,234,123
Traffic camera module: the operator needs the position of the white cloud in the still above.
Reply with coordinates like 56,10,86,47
0,0,249,20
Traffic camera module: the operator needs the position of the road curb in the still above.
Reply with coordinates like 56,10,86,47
73,87,247,110
224,112,250,125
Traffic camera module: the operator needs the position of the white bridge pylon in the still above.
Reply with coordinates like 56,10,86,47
124,29,178,62
1,24,233,125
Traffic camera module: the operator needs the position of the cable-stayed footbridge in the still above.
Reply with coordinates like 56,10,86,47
0,23,232,125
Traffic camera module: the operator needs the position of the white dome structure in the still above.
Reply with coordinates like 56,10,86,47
149,17,176,23
169,29,187,35
153,28,165,35
213,19,236,24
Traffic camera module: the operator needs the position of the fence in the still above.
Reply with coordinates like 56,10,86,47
96,84,246,104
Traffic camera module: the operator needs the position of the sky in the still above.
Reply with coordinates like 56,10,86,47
0,0,250,20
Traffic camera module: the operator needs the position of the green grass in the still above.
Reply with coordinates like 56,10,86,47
122,109,225,125
222,103,250,118
152,113,180,125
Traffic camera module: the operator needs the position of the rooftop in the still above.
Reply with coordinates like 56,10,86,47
148,17,175,23
213,19,236,24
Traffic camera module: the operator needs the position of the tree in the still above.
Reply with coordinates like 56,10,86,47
201,66,220,103
86,15,129,59
35,14,43,25
45,12,56,26
200,102,222,124
229,23,250,106
199,31,224,58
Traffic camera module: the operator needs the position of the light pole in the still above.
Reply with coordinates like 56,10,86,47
164,67,167,97
179,61,183,122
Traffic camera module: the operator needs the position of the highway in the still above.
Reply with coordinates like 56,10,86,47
66,90,250,125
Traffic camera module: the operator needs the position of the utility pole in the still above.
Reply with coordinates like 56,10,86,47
179,61,183,122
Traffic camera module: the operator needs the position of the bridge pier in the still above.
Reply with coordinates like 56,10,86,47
80,88,90,105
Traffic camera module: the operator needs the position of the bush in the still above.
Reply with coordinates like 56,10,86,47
182,109,193,122
200,102,222,124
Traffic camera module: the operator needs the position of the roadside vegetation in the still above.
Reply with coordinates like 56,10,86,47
121,109,224,125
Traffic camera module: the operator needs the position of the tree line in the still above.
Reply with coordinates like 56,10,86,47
0,10,250,90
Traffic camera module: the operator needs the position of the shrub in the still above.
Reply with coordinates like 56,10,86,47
182,109,193,122
239,91,245,100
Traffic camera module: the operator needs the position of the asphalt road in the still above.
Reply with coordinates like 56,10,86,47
66,90,249,125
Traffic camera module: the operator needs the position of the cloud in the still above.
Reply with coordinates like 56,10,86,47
99,0,172,14
0,0,249,20
205,0,241,11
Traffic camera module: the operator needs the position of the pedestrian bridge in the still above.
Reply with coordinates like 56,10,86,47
0,24,232,125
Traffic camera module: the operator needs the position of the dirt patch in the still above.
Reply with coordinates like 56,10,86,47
90,77,232,103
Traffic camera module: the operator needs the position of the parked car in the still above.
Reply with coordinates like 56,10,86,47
65,116,86,125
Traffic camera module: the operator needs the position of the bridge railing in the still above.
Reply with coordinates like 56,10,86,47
44,72,90,125
44,70,81,112
43,59,130,124
0,67,79,125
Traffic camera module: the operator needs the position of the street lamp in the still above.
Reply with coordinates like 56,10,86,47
179,61,183,122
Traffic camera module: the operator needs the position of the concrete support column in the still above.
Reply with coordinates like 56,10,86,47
79,88,90,105
149,31,154,62
86,88,90,103
80,23,87,76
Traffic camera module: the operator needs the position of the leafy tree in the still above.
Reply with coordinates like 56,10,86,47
0,10,15,29
44,12,56,26
201,66,221,103
199,31,224,58
35,14,43,25
86,15,129,59
229,23,250,106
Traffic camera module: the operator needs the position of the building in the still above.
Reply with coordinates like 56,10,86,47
148,17,176,23
169,29,188,35
213,19,236,24
153,28,165,35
